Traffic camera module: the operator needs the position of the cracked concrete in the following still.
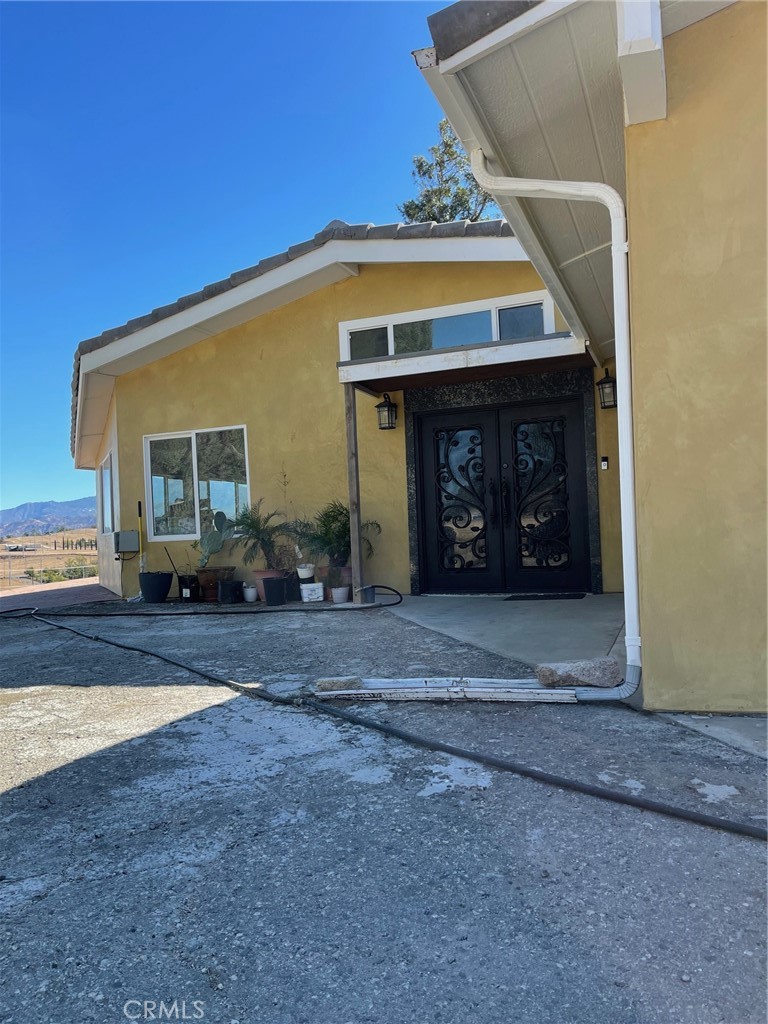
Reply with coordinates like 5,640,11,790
1,609,766,1023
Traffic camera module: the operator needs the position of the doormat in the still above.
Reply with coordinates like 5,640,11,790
505,592,586,601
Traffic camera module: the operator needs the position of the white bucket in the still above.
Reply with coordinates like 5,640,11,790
300,582,324,602
331,586,350,604
297,564,315,580
243,584,258,604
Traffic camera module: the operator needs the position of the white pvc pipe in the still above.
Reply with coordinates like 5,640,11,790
470,150,641,670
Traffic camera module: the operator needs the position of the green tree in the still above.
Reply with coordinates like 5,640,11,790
398,119,500,224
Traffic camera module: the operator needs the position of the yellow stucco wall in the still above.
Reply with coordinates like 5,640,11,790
95,394,121,594
113,259,622,601
594,361,623,593
625,1,767,710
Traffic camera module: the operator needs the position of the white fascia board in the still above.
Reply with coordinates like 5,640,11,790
333,236,528,264
337,334,584,385
75,372,116,470
437,0,585,74
419,61,595,357
618,0,667,124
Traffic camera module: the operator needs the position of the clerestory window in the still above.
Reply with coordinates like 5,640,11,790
341,291,554,363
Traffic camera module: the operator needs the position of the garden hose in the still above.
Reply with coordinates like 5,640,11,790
1,606,765,842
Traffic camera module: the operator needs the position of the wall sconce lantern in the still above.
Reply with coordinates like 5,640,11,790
375,393,398,430
596,369,618,410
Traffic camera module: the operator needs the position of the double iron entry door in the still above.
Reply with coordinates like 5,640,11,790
418,399,590,593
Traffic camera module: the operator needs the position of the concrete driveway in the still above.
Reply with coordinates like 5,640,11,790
1,609,765,1024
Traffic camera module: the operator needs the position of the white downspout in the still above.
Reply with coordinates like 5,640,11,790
471,150,642,688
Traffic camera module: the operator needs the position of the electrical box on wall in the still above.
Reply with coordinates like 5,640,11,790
114,530,139,553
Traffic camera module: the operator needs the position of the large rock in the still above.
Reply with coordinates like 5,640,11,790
315,676,363,692
536,658,622,689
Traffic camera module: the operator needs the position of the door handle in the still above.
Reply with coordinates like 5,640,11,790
501,478,512,527
487,477,498,528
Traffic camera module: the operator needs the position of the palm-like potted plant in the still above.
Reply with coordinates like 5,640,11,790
193,511,237,602
292,500,380,601
233,500,292,602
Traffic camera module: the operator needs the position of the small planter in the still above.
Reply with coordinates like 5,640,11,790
263,576,286,606
218,579,243,604
196,566,236,603
331,585,350,605
243,584,258,604
300,582,324,603
177,573,200,603
296,564,315,581
139,571,173,604
252,569,284,603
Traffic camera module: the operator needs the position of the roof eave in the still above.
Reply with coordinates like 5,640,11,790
71,231,525,466
415,50,597,359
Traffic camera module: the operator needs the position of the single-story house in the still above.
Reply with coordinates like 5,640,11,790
72,0,764,715
73,221,622,619
412,0,765,713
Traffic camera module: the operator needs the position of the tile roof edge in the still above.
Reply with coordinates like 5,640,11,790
70,218,511,455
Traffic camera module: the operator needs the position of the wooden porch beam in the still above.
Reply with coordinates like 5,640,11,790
344,383,364,604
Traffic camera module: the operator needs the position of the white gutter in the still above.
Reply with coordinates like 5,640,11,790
471,150,642,683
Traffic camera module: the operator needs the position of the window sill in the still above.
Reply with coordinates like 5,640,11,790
337,332,582,384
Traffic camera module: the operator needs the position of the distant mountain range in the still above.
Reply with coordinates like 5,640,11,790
0,496,97,537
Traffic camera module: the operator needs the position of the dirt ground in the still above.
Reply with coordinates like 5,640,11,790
1,607,765,1024
0,529,98,591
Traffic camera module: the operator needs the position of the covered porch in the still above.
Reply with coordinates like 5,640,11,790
390,592,626,674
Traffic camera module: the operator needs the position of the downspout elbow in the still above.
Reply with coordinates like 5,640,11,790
470,150,626,237
469,148,641,678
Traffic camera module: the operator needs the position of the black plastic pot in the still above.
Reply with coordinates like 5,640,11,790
177,573,200,603
262,576,286,607
139,571,173,604
218,579,243,604
285,575,301,602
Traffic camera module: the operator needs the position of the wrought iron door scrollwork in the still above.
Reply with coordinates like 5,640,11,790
512,417,572,569
433,427,487,571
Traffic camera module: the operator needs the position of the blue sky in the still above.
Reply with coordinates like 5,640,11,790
0,0,442,509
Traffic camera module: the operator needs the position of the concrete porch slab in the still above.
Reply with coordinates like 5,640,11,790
387,593,626,671
663,713,768,760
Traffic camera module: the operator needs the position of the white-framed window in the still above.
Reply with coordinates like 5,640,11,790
338,291,556,363
143,425,250,542
98,453,114,535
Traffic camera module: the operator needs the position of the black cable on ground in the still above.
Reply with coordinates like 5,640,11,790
3,607,765,843
1,591,402,617
302,701,767,841
369,585,403,607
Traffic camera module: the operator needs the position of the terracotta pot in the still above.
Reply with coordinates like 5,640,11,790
196,566,236,603
252,569,284,603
